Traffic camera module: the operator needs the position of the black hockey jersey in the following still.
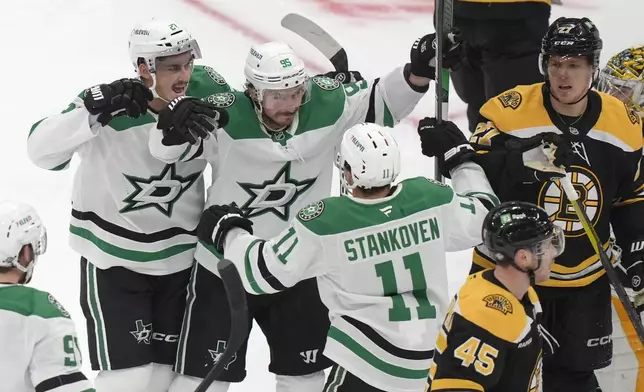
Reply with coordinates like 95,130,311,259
428,270,544,392
469,82,644,288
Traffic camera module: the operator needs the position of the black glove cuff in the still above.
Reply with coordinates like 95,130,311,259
403,64,431,93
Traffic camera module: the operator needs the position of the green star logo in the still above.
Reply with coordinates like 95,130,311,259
120,164,200,217
238,162,316,221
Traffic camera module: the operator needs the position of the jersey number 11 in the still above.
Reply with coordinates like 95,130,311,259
375,252,437,322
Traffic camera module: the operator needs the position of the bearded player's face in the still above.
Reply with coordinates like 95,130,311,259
154,52,195,101
547,56,594,104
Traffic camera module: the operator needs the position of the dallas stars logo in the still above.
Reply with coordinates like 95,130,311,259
238,162,316,221
207,340,237,370
130,319,152,345
120,164,200,217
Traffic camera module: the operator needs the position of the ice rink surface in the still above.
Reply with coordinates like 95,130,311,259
0,0,641,387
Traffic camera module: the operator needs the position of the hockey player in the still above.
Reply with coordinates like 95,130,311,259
0,200,95,392
150,33,462,392
26,18,230,392
595,46,644,392
428,201,564,392
439,17,644,392
196,122,498,392
450,0,551,132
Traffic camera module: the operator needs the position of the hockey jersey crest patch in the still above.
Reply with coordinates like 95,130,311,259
298,201,325,221
483,294,513,315
203,66,227,86
312,76,340,91
498,90,522,110
625,103,641,125
48,294,70,318
206,92,236,108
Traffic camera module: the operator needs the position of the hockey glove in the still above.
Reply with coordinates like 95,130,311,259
197,203,254,254
83,78,153,126
157,96,229,146
619,237,644,321
409,31,463,80
418,117,474,178
506,133,574,183
322,70,364,84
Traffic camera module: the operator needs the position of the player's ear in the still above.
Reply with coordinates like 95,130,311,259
137,63,153,87
514,248,530,270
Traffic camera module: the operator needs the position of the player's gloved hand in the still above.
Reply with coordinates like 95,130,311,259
410,30,463,80
197,203,254,254
157,96,229,146
321,70,364,84
418,117,474,178
506,132,573,183
618,237,644,322
83,78,153,126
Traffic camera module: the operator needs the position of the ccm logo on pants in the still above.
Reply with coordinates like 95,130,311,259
587,336,612,347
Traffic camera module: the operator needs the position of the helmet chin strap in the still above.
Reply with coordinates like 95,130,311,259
510,255,542,286
149,73,170,104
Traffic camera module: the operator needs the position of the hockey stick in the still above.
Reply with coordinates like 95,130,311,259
281,13,351,196
281,13,348,72
194,259,249,392
560,174,644,344
434,0,454,183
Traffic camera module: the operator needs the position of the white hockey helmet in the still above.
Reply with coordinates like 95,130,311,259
128,18,202,74
244,41,310,106
338,123,401,190
0,201,47,284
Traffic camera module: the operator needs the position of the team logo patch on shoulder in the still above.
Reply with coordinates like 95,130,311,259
48,294,70,318
426,178,449,187
498,90,522,110
625,103,641,125
312,76,340,91
206,92,235,108
298,201,325,221
203,66,227,86
483,294,513,315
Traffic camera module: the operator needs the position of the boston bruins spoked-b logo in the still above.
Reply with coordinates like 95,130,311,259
238,162,316,220
120,164,200,217
538,165,603,237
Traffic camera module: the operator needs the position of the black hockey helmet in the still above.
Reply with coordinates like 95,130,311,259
539,17,603,76
483,201,564,273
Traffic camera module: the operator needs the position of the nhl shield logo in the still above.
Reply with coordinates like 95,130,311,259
298,201,325,221
497,90,522,110
207,92,236,108
203,66,227,86
312,76,340,91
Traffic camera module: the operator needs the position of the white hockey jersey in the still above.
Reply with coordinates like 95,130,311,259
223,166,498,392
27,66,230,275
0,284,94,392
150,66,428,274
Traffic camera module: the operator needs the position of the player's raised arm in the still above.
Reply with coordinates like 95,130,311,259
27,80,152,171
338,33,462,130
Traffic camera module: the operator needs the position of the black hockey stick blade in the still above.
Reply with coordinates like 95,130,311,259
194,259,249,392
281,13,348,71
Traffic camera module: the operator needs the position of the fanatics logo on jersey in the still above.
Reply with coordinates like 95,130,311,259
298,201,325,221
206,92,236,108
203,66,227,86
497,90,522,110
312,76,341,91
483,294,514,315
47,294,70,318
239,162,317,220
120,164,200,217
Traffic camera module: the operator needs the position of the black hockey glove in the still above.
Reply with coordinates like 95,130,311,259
409,31,463,80
157,96,229,146
418,117,474,178
197,203,254,254
83,78,153,126
321,70,364,84
619,237,644,320
505,133,574,183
